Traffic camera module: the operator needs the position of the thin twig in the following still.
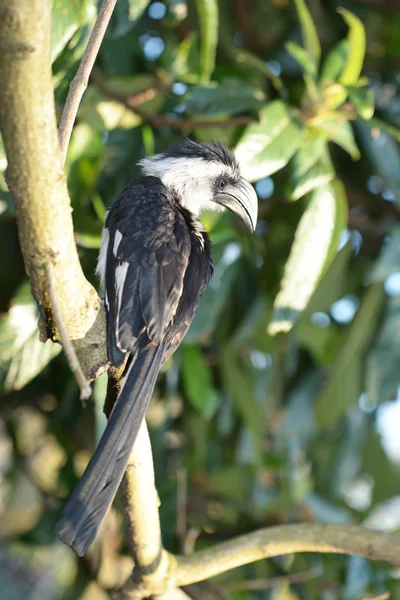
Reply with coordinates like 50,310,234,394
91,71,256,130
45,262,92,401
224,564,323,591
58,0,118,162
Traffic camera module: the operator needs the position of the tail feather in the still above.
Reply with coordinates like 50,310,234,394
56,344,164,556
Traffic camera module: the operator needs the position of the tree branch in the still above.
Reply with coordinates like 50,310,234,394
120,422,173,599
45,261,92,401
58,0,118,162
0,0,107,381
172,524,400,587
92,71,256,131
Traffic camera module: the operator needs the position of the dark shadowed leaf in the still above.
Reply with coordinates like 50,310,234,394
367,297,400,407
315,284,385,429
106,0,151,38
347,86,375,120
186,79,265,117
181,345,219,418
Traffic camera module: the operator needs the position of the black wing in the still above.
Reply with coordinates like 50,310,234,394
104,176,192,365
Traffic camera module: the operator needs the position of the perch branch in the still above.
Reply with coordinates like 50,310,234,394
121,521,400,596
58,0,118,162
120,422,172,599
0,0,107,381
45,261,92,401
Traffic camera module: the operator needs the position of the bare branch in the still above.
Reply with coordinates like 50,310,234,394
58,0,118,162
45,261,92,401
173,524,400,586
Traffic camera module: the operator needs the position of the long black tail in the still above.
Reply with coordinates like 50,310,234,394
56,344,164,556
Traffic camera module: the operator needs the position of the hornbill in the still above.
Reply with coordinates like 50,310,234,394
56,139,258,556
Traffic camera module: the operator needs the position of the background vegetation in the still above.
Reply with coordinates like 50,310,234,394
1,0,400,598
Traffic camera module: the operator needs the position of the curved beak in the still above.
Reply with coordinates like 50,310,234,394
215,177,258,232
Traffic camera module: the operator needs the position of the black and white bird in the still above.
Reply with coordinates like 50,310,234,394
56,139,258,556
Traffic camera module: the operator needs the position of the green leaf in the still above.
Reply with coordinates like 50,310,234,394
315,284,385,429
347,86,375,120
370,226,400,282
106,0,151,38
221,350,263,462
286,41,317,78
366,296,400,407
318,119,360,159
220,31,282,91
51,0,86,63
186,78,265,117
185,259,239,342
195,0,218,84
288,139,335,200
357,120,400,207
320,40,349,83
181,345,219,418
0,282,61,393
235,101,304,182
337,8,366,86
293,0,321,67
362,431,400,504
268,180,348,335
128,0,151,21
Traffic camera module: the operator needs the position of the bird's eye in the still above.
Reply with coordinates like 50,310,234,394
219,179,228,190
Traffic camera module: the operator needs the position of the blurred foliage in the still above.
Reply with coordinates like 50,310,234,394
1,0,400,598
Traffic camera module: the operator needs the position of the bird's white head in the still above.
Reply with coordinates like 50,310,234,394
139,139,258,231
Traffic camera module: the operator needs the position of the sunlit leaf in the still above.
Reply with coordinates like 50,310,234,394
186,78,265,117
293,0,321,67
181,345,219,418
0,283,61,393
268,180,348,334
235,101,304,182
315,284,385,429
318,119,360,159
337,8,366,86
195,0,218,84
51,0,87,63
